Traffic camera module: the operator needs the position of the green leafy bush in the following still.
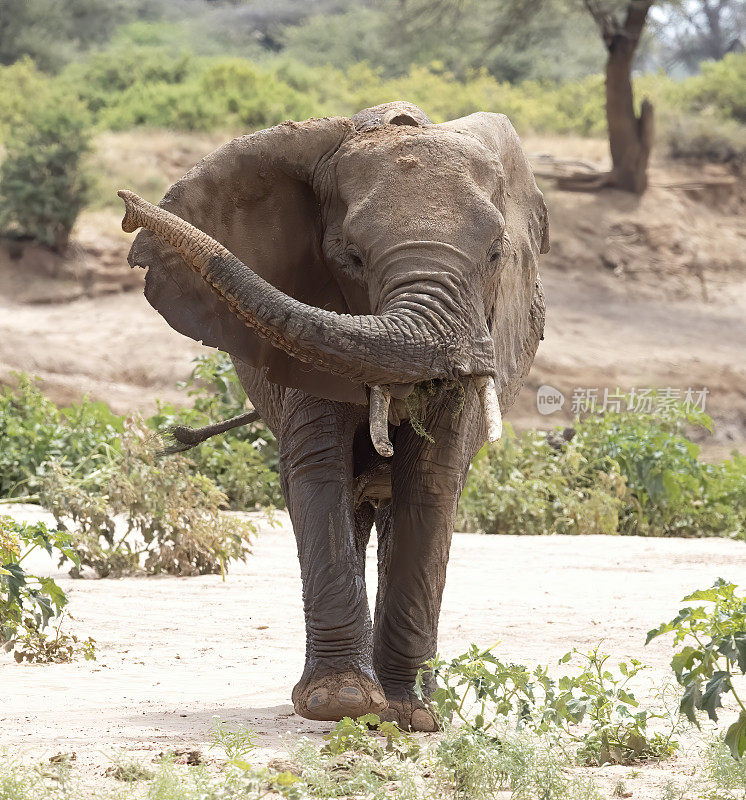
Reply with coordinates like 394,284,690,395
0,96,91,250
0,372,260,577
149,353,283,511
2,38,745,149
0,39,743,159
0,58,50,140
62,46,194,115
648,579,746,759
664,113,746,168
0,375,123,500
0,516,95,662
40,420,255,578
457,404,746,538
676,53,746,124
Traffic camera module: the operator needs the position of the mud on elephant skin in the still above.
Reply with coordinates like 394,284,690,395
118,101,549,731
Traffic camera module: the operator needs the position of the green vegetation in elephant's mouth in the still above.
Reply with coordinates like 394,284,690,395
404,379,467,442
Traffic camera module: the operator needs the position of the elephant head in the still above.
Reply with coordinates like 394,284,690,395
120,102,548,455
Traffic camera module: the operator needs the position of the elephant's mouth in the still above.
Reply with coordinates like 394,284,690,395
368,375,502,457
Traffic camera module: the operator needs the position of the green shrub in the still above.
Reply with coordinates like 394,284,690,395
0,375,123,500
663,113,746,168
62,46,194,114
0,372,263,577
0,58,51,141
0,96,91,250
39,420,255,578
99,80,225,132
4,35,744,144
149,353,283,511
0,365,282,513
677,53,746,124
457,404,746,538
0,516,95,662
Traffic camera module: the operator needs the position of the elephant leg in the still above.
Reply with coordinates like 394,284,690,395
279,391,385,721
374,391,480,731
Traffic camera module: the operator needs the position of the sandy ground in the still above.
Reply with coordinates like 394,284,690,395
2,503,746,797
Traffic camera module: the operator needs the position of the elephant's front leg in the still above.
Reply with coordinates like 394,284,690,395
374,391,480,731
279,392,385,721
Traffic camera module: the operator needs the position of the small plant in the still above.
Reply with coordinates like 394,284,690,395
104,758,154,782
647,579,746,759
613,778,629,797
420,644,550,732
420,643,677,765
210,717,259,767
547,646,678,765
321,714,420,762
0,516,95,662
702,737,746,799
432,726,603,800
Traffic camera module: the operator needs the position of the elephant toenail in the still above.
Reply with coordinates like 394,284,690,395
337,686,364,707
307,689,328,710
411,708,438,732
370,689,386,708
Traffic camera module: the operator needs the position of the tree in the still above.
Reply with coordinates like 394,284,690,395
0,0,131,72
651,0,746,72
384,0,655,192
578,0,655,193
377,0,603,81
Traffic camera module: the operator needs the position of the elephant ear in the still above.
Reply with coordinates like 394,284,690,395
439,112,548,412
127,116,367,404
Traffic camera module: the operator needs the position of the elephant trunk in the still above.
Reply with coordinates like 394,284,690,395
119,190,503,457
119,190,457,388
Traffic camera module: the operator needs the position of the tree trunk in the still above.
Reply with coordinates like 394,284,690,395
552,1,655,195
605,35,654,194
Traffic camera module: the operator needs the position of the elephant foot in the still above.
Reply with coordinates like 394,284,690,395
379,686,439,732
292,666,387,722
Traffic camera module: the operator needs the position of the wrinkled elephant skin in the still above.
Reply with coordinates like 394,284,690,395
120,102,548,730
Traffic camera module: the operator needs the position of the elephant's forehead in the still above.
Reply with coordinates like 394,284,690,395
338,127,500,184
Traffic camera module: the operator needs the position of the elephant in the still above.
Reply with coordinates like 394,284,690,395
118,101,549,731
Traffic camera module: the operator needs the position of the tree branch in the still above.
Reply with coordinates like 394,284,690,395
623,0,654,42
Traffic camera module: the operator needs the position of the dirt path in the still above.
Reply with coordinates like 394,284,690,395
3,503,746,797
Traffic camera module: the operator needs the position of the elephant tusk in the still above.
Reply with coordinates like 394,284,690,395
475,375,502,442
369,385,394,457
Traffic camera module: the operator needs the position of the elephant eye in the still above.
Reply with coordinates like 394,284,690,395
344,247,364,271
487,238,504,265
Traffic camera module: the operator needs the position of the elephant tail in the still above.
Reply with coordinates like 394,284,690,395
158,409,261,455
